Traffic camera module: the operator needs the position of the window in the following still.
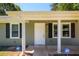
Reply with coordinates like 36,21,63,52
10,23,20,39
62,23,71,38
53,23,71,38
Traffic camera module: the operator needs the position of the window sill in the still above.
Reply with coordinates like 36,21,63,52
10,37,20,39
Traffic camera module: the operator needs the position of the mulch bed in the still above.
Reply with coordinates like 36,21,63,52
0,45,29,51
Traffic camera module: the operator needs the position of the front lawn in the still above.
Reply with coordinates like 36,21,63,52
0,51,21,56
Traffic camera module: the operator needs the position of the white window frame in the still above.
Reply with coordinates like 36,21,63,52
53,22,71,38
61,23,71,38
10,23,20,39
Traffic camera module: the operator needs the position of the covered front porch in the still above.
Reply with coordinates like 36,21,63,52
17,20,79,56
22,45,79,56
21,11,79,54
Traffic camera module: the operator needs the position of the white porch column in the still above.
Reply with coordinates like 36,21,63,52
22,22,26,51
57,20,61,53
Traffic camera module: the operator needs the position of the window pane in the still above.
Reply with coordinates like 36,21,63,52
12,31,18,37
62,24,69,37
12,24,18,37
12,24,18,31
54,24,57,37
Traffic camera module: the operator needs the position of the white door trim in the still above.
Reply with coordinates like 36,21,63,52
34,23,45,45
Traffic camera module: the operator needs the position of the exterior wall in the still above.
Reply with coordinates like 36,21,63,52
25,22,34,45
25,20,79,46
0,23,34,46
0,20,79,46
46,20,79,46
0,23,21,46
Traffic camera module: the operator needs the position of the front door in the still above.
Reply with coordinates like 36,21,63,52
34,23,45,45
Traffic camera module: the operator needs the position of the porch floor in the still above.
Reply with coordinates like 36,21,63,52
25,46,79,56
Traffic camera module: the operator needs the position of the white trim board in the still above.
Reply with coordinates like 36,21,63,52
10,23,20,39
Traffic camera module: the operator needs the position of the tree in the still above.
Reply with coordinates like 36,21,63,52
0,3,21,15
51,3,79,11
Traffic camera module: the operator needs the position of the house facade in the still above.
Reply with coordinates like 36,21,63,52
0,11,79,53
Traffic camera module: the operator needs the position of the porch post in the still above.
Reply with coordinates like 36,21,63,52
22,22,26,51
57,20,61,53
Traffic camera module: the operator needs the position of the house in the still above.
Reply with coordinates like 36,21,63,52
0,11,79,53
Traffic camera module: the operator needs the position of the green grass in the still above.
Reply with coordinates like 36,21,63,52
0,51,20,56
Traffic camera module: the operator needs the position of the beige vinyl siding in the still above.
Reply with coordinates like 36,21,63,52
25,22,34,45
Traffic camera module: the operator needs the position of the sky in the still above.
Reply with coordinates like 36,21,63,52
17,3,51,11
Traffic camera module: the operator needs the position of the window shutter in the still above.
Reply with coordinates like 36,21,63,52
20,23,22,38
48,23,52,38
71,23,75,38
6,23,10,38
